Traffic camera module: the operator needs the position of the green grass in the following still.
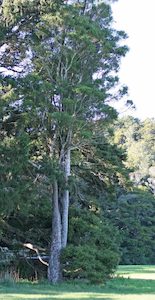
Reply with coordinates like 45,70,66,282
0,266,155,300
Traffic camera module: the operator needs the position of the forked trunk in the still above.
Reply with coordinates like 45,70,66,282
48,180,62,283
48,149,71,283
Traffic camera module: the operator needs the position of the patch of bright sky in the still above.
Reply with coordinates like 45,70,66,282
112,0,155,120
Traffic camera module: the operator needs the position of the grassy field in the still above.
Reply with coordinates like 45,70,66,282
0,265,155,300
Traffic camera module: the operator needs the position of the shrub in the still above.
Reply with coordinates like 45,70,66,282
61,207,120,283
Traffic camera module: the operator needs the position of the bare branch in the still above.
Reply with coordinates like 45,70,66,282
23,243,48,267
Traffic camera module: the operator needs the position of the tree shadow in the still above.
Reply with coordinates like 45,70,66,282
0,283,114,300
105,278,155,294
1,278,155,300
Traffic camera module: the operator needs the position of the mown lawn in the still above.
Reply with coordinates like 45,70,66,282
0,265,155,300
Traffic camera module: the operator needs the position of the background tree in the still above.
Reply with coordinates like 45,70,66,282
109,116,155,264
114,116,155,192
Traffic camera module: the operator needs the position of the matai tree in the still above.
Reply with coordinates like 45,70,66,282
0,0,128,283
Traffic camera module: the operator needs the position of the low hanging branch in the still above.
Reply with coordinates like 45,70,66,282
23,243,49,267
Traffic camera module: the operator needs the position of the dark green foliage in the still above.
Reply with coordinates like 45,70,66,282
110,117,155,264
118,190,155,265
0,247,15,271
61,207,120,283
102,189,155,265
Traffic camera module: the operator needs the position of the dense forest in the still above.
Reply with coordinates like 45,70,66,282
0,0,155,284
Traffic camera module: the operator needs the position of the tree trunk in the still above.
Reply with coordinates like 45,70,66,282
61,148,71,248
48,180,62,283
48,148,71,282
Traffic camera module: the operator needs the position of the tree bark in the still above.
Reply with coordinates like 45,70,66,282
48,180,62,283
61,148,71,248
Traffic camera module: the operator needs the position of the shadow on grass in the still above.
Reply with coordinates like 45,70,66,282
0,282,113,300
0,277,155,299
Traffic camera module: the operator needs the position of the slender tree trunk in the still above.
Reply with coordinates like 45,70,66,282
61,148,71,248
48,180,62,283
48,148,71,282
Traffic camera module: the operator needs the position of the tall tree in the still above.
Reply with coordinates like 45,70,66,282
0,0,128,283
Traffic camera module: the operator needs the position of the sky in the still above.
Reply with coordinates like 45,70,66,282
112,0,155,120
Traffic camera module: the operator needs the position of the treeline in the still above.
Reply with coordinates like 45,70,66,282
0,0,155,283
